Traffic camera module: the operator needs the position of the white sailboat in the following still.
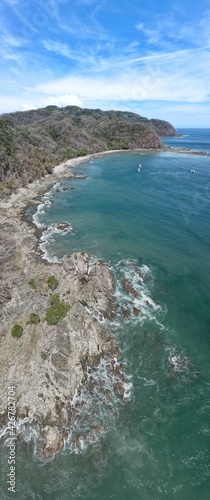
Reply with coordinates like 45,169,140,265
138,163,141,172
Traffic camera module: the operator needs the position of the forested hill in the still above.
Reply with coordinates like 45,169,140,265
0,105,176,195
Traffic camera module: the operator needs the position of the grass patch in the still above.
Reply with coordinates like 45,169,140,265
47,275,59,291
27,313,40,325
28,278,36,289
11,324,23,338
45,294,70,325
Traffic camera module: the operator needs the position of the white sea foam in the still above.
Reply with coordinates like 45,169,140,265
38,222,75,262
33,202,47,228
32,180,76,262
0,417,40,452
112,258,165,326
168,349,191,374
66,356,133,454
32,181,63,229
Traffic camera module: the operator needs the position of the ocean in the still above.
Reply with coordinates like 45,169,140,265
1,129,210,499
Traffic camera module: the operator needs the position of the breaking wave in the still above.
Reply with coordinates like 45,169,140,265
111,258,167,326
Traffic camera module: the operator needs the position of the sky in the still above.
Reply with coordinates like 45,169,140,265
0,0,210,127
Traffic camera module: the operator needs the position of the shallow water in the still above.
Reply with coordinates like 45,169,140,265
1,130,210,499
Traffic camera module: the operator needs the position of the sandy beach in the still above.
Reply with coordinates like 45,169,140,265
52,148,161,174
0,149,157,211
1,146,209,213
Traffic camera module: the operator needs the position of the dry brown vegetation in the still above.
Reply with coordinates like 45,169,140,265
0,105,176,196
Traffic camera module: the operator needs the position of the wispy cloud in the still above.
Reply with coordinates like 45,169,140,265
0,28,26,64
136,10,210,50
58,5,108,41
30,45,210,104
0,0,210,126
43,40,76,59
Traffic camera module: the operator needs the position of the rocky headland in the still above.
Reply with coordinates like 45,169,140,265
0,105,176,197
0,168,127,457
1,114,206,456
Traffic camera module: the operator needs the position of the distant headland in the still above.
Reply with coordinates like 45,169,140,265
0,105,176,197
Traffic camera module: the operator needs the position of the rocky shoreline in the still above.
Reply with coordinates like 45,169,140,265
0,144,208,457
164,146,210,156
0,164,126,457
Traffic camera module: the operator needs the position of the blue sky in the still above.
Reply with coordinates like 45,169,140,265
0,0,210,127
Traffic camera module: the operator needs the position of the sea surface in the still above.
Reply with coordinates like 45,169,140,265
1,129,210,499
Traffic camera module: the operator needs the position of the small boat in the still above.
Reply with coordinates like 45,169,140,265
138,164,142,172
190,169,195,173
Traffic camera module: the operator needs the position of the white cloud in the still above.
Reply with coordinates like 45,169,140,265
42,94,83,107
21,103,36,111
43,40,73,59
1,50,22,63
2,33,25,47
0,27,26,64
136,11,210,49
30,46,210,104
43,39,94,64
58,8,108,41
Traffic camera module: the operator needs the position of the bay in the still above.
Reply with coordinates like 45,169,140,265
1,130,210,499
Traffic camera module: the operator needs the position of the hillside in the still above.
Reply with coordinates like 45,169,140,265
0,106,176,195
150,118,177,136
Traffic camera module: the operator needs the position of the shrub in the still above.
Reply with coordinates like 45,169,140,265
47,275,59,291
28,313,40,325
11,324,23,338
45,294,70,325
28,278,36,289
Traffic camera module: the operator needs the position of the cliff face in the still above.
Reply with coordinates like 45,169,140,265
0,106,176,195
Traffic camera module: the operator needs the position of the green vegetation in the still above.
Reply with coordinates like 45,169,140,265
28,278,36,289
11,324,23,338
47,275,59,290
27,313,40,325
0,105,175,197
45,294,70,325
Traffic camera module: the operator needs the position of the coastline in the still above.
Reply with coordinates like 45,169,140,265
1,145,209,212
0,143,209,457
52,147,162,174
164,146,210,157
0,150,128,457
0,149,156,211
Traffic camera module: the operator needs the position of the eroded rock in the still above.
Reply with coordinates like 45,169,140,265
42,426,64,458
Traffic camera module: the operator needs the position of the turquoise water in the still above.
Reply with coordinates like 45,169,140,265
1,130,210,499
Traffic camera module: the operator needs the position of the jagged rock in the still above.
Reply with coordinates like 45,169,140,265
122,276,138,298
42,426,64,458
56,221,71,231
0,184,124,455
121,308,131,319
133,307,141,316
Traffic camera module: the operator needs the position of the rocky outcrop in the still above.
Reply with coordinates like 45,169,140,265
165,146,210,156
42,427,65,458
0,177,124,457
